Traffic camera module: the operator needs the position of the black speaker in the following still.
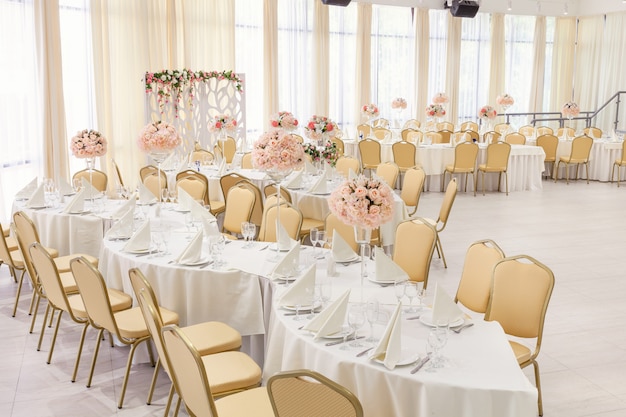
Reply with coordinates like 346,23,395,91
321,0,351,6
449,0,479,18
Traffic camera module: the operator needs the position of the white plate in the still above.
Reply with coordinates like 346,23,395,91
27,205,47,209
373,349,420,366
69,209,90,215
281,302,321,312
137,200,157,206
367,276,396,285
319,329,354,339
173,207,190,213
419,312,464,328
271,273,297,282
310,191,331,196
126,247,153,254
179,257,210,266
335,255,360,263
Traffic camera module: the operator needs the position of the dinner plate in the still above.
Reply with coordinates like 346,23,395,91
126,247,153,254
179,257,210,266
69,209,90,215
271,273,297,282
373,349,420,366
335,255,360,264
419,312,464,328
27,205,48,209
367,276,396,285
281,302,321,312
310,191,331,196
318,329,354,339
173,207,190,213
137,200,157,206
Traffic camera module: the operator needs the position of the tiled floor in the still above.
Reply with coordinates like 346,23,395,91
1,178,626,416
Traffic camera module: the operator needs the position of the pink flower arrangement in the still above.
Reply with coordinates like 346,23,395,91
391,97,407,109
478,105,497,120
328,175,394,229
137,121,182,153
432,93,449,105
304,115,336,141
425,104,446,118
361,103,380,118
210,113,237,133
270,111,299,131
70,129,107,158
496,94,515,107
303,142,340,167
562,102,580,118
252,128,305,172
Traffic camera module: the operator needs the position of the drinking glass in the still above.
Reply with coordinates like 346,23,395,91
293,287,313,321
319,277,332,308
405,282,418,313
365,297,380,343
310,228,319,257
161,189,169,205
209,235,226,269
315,230,326,259
417,284,427,311
242,222,256,247
394,280,406,305
346,303,366,348
72,178,83,193
427,320,449,370
168,189,177,205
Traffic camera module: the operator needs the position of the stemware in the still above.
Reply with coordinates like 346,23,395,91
161,189,169,205
209,234,226,269
319,277,331,308
310,228,319,257
426,320,449,370
365,298,380,343
314,230,326,259
346,303,366,348
394,280,406,305
241,222,256,247
405,282,418,313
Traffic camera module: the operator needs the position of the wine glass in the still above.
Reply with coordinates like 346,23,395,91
209,234,226,269
293,287,314,321
242,222,256,247
310,228,319,257
426,320,449,370
168,189,177,205
365,297,380,343
394,280,406,305
72,178,83,193
346,303,366,348
315,230,326,259
417,284,427,312
161,189,169,205
405,282,418,313
319,277,331,308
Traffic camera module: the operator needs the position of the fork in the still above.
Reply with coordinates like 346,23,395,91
452,323,474,333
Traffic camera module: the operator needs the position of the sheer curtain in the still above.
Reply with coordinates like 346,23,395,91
574,15,604,132
313,1,329,116
529,16,546,113
598,13,626,132
261,0,278,131
445,14,462,124
427,9,447,110
354,2,371,127
550,17,577,113
488,13,505,107
504,14,535,127
413,8,430,120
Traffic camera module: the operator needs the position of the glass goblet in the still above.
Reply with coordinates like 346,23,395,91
346,303,366,348
405,282,418,313
315,230,326,259
365,297,380,343
427,321,449,370
394,280,406,306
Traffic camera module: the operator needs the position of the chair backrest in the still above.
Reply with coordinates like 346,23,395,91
400,128,416,142
536,134,558,161
403,119,420,130
425,132,442,144
358,139,381,168
335,157,360,178
216,136,237,163
504,132,526,145
29,242,72,315
463,130,479,143
291,133,304,144
493,123,510,135
190,149,215,165
570,135,593,161
241,152,253,169
144,172,168,198
583,126,602,138
518,125,535,137
483,131,501,144
260,200,303,242
324,213,358,252
372,127,391,142
454,239,506,313
460,121,478,132
452,142,479,170
73,169,108,192
111,159,124,187
267,369,364,417
237,179,264,226
392,141,416,170
406,130,423,144
375,162,399,188
263,184,292,203
485,255,554,355
223,184,256,234
437,122,454,131
392,218,437,288
556,127,575,138
484,142,511,170
620,139,626,164
437,178,458,227
258,194,286,240
162,324,219,417
372,118,389,129
220,172,248,203
331,138,345,157
437,129,453,143
12,211,41,282
356,124,371,139
400,167,425,211
536,126,553,135
0,226,19,270
176,170,209,205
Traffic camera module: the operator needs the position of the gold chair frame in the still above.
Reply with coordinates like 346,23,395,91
358,139,381,176
611,139,626,186
73,169,108,192
392,218,437,288
554,135,593,184
442,142,478,193
476,141,511,196
424,178,457,268
536,134,558,179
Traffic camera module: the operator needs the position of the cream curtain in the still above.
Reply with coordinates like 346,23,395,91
550,17,577,112
414,8,429,120
313,2,329,116
263,0,278,128
529,16,546,113
597,13,626,132
445,15,462,124
488,13,505,107
354,2,371,127
574,15,604,132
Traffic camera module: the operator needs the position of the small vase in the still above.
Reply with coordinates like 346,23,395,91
354,225,372,301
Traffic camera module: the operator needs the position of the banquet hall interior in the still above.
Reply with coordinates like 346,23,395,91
2,0,626,416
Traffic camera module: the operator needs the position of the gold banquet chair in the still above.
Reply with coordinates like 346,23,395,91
392,218,437,289
356,123,371,140
400,167,425,216
437,122,454,131
437,129,453,144
331,137,345,157
372,118,389,129
372,127,392,142
69,257,179,409
392,140,417,184
483,131,501,144
358,139,381,176
536,126,553,136
222,184,256,237
425,131,442,144
518,125,535,137
267,369,364,417
241,152,253,169
536,134,558,179
442,142,478,193
460,121,478,132
556,127,575,139
375,162,399,189
335,156,360,178
0,228,26,317
325,213,358,253
111,158,125,187
291,133,304,144
189,142,215,165
263,185,292,203
161,325,273,417
140,165,168,198
454,239,505,314
176,170,210,206
424,178,457,268
493,123,510,135
611,139,626,186
406,130,424,145
554,135,593,184
485,255,555,417
215,136,237,164
583,126,603,139
400,128,417,142
476,141,511,196
402,119,420,130
504,132,526,145
259,197,303,242
73,168,108,192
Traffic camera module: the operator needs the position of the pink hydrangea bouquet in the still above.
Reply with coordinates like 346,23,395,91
562,101,580,118
328,175,394,229
426,104,446,118
478,105,497,120
391,97,407,109
361,103,380,118
70,129,107,158
304,115,336,141
496,94,515,107
270,111,299,131
137,121,182,153
432,92,449,105
252,128,305,172
210,113,237,133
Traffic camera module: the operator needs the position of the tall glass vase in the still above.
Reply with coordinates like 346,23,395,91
266,168,293,261
150,151,172,206
85,157,95,200
354,225,372,301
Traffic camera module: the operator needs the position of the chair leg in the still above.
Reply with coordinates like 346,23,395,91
37,303,51,351
29,293,42,334
11,269,25,317
173,395,182,416
585,162,589,184
163,383,175,417
436,234,447,268
71,322,90,382
505,172,509,196
86,328,105,388
532,360,544,416
553,162,560,182
118,337,151,409
47,309,65,364
146,358,161,405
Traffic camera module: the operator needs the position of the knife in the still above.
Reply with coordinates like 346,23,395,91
325,336,363,346
410,356,430,374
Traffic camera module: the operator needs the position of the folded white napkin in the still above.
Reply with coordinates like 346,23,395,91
112,197,136,220
431,284,464,325
81,177,101,199
176,186,192,211
324,162,333,180
348,168,357,180
16,177,38,200
26,183,46,208
271,242,301,278
276,221,296,251
202,217,221,238
303,289,351,340
123,220,151,252
278,263,316,307
176,230,204,264
63,188,85,214
283,170,303,189
369,302,403,370
189,197,215,223
217,158,227,176
138,182,158,205
308,174,327,194
305,158,317,175
612,130,618,142
331,230,358,262
105,207,134,240
374,247,409,282
58,178,74,196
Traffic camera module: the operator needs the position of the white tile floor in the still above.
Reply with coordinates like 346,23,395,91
2,178,626,416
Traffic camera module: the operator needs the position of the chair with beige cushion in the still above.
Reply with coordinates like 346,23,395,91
267,369,364,417
611,139,626,186
161,324,273,417
400,128,416,142
375,162,399,189
536,134,558,179
324,213,358,253
392,218,437,289
437,122,454,131
335,156,360,178
476,141,511,196
536,126,553,136
263,184,292,203
241,152,253,169
425,131,442,144
494,123,511,135
189,141,215,165
437,129,453,144
140,165,168,198
442,142,478,193
454,239,505,314
485,255,555,417
73,168,108,192
483,131,501,144
556,127,575,138
259,197,303,242
392,141,417,186
460,121,478,132
358,139,381,176
403,119,420,130
111,159,125,187
504,132,526,145
518,125,535,137
0,229,26,317
372,127,392,142
356,124,371,140
400,167,425,216
331,137,345,157
424,178,457,268
554,135,593,184
215,136,237,164
176,170,210,206
583,126,603,139
406,130,423,145
222,184,256,236
372,118,389,129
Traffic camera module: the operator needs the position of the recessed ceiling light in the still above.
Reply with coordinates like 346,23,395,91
563,3,569,15
507,0,512,11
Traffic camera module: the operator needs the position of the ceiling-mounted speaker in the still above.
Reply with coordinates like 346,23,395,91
448,0,480,18
321,0,351,6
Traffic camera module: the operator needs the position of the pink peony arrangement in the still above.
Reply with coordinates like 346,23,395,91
304,115,336,141
432,93,449,105
252,128,305,172
303,142,340,168
478,105,497,120
391,97,407,109
328,175,394,230
361,103,380,118
270,111,299,131
210,113,237,133
425,104,446,118
137,121,182,153
562,102,580,118
70,129,107,158
496,94,515,107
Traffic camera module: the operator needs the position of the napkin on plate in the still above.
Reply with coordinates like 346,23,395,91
308,174,327,194
63,188,85,214
283,170,303,189
202,217,221,238
348,168,357,180
304,158,317,175
331,230,358,262
217,158,227,176
123,220,151,252
271,242,301,278
58,178,74,196
369,302,403,370
431,284,464,325
81,177,101,199
278,263,316,307
26,183,46,208
189,197,215,223
374,247,409,282
303,289,351,340
111,197,136,220
277,221,296,251
175,229,204,264
16,177,38,200
138,182,158,205
105,207,134,240
176,186,193,211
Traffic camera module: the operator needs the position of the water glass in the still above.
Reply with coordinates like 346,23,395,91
209,235,226,268
346,303,366,348
365,297,380,343
405,282,418,313
427,320,449,370
394,280,406,305
310,228,319,256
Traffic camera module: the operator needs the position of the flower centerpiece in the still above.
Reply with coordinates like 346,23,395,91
432,92,449,105
270,111,299,131
138,121,182,160
304,115,336,144
361,103,380,124
496,94,515,113
70,129,107,161
478,105,497,121
252,128,305,175
425,104,446,119
391,97,407,110
321,142,339,168
210,113,238,142
562,101,580,120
